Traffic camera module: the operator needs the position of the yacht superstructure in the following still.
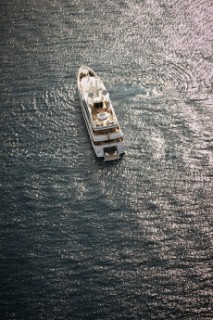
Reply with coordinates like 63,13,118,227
77,66,125,161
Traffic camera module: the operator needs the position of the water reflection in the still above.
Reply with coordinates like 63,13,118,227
0,0,212,319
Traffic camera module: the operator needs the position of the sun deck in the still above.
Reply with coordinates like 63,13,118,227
91,105,118,129
80,75,119,130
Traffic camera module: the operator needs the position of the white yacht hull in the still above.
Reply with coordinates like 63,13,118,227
77,66,125,161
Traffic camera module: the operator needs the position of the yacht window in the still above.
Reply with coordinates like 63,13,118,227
94,102,103,109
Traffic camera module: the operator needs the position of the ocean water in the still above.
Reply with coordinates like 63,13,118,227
0,0,212,319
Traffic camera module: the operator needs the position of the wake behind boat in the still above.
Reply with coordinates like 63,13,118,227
77,66,125,161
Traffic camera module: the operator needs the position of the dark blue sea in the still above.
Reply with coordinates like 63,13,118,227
0,1,213,319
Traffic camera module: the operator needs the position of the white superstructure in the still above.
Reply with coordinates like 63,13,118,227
77,66,125,161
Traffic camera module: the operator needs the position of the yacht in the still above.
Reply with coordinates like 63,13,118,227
77,66,125,161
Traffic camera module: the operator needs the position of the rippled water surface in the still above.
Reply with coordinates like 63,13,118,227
0,0,213,319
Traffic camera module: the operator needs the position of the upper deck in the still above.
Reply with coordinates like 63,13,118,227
80,75,119,131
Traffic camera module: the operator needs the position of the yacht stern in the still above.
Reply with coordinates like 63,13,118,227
103,146,121,161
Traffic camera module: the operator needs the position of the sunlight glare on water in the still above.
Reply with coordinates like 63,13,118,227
0,0,212,319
